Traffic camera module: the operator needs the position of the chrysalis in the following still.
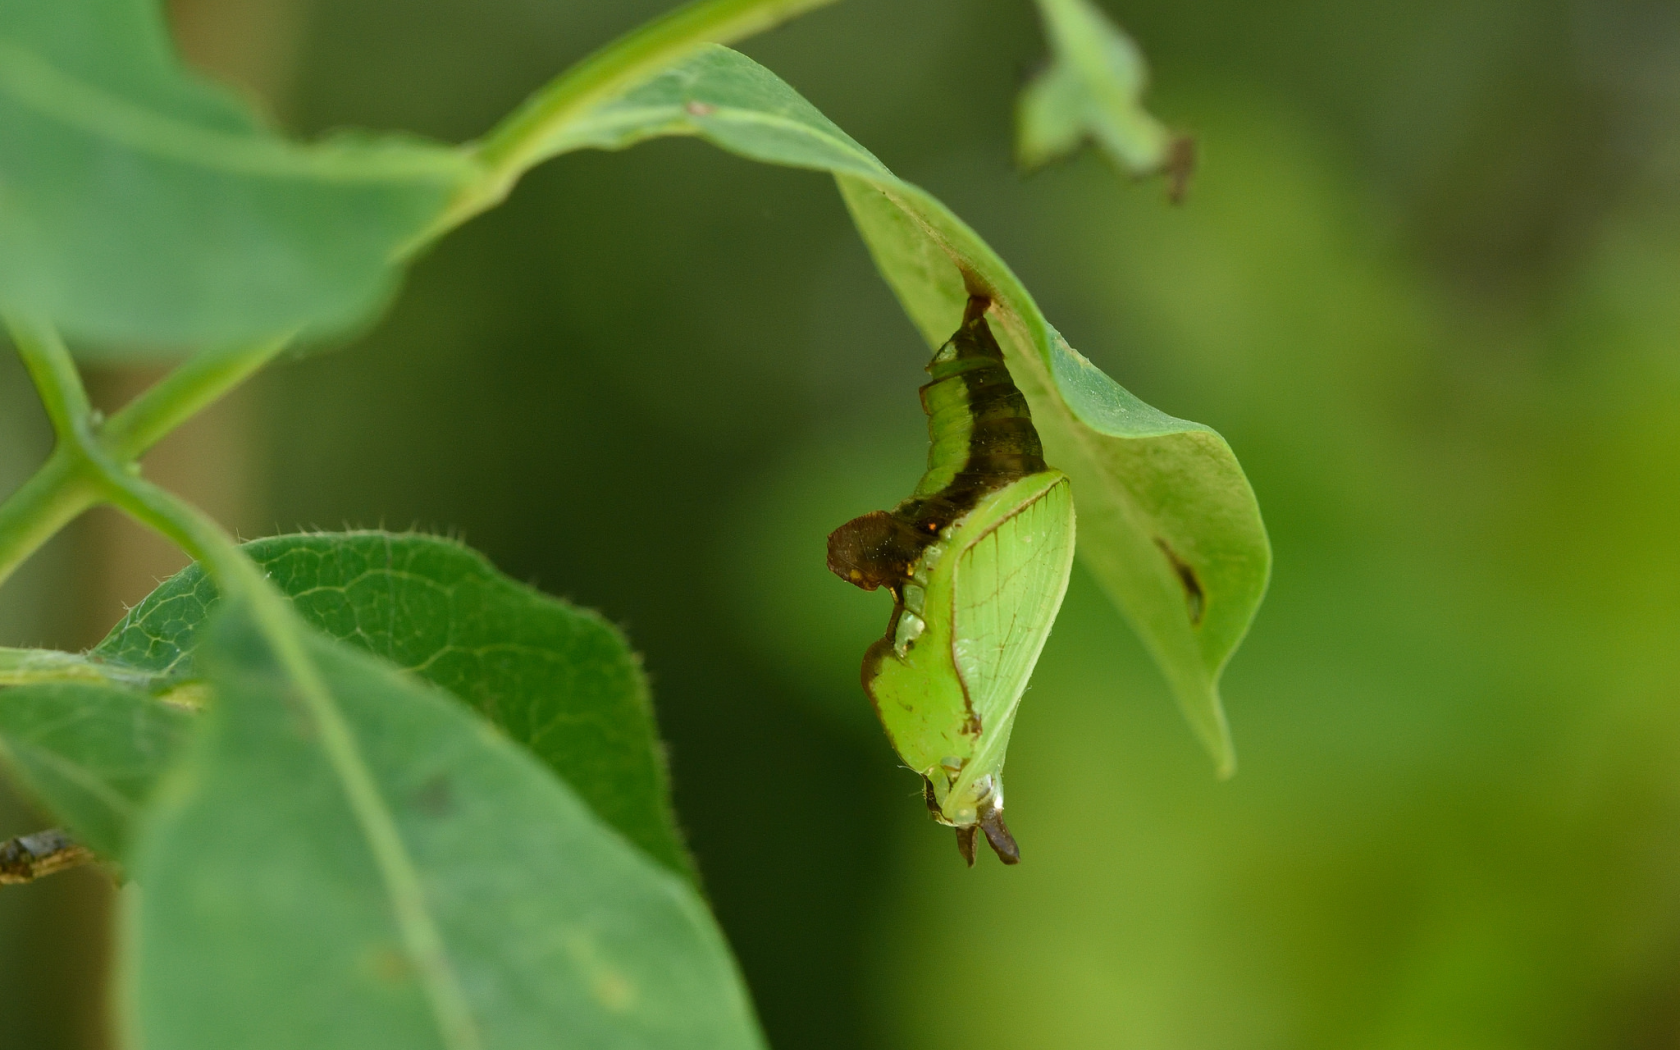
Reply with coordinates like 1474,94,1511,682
828,296,1075,866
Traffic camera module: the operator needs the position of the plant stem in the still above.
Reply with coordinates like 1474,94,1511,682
0,449,99,590
6,316,94,443
6,319,274,665
94,456,255,594
101,336,289,461
429,0,840,240
1,320,288,588
0,318,104,588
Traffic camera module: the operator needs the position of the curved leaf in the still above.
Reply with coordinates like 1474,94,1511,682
93,531,689,875
1017,0,1191,196
0,0,477,354
123,601,762,1050
508,44,1268,772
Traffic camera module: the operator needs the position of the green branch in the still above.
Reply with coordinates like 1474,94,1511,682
7,315,93,443
0,318,102,587
102,336,289,461
428,0,840,241
0,315,287,588
0,448,98,589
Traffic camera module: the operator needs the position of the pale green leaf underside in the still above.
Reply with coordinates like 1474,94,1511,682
0,0,477,354
530,44,1268,772
125,603,763,1050
1017,0,1177,174
90,531,690,876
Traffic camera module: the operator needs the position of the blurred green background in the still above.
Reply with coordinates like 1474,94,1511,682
4,0,1680,1046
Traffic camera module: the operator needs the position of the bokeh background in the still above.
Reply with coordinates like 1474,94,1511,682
4,0,1680,1046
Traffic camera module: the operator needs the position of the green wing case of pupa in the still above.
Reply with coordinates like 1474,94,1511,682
828,297,1075,866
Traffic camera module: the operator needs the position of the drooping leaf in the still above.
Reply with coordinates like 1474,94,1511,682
501,44,1268,773
123,600,763,1050
525,44,889,179
1016,0,1192,196
836,183,1268,776
0,0,478,354
94,531,689,874
0,681,192,860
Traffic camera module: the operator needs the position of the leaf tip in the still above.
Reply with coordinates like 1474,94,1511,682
1214,746,1237,781
1179,681,1237,780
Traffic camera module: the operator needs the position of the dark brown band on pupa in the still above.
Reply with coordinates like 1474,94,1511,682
827,296,1045,595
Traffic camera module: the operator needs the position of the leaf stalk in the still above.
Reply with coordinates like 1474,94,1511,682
8,316,95,443
430,0,841,241
101,336,290,461
0,319,289,589
0,448,99,590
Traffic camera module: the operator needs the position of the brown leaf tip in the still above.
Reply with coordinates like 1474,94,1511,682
1162,134,1197,204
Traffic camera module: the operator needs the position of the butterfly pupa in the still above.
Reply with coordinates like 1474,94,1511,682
827,296,1075,865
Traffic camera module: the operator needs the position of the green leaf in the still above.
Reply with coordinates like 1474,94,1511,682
124,600,763,1050
0,681,191,860
1016,0,1192,196
95,531,689,875
511,44,1268,774
527,44,890,180
0,645,157,688
0,0,477,354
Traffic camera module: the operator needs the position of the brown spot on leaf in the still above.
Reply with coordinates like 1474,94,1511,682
365,946,413,985
411,774,452,817
1155,537,1206,626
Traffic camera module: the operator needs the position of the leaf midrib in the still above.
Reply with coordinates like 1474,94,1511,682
545,99,892,177
248,601,485,1050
